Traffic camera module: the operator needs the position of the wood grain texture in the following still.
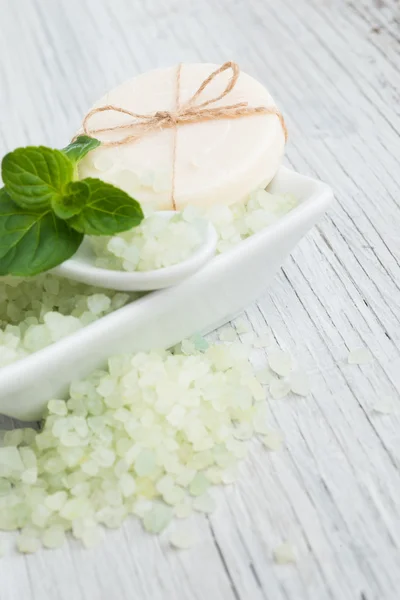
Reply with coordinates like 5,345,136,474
0,0,399,598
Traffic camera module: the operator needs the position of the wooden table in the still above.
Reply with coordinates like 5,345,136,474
0,1,399,598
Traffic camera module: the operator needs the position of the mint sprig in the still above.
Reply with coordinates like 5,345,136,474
0,188,83,277
67,178,145,236
0,136,144,276
62,135,101,164
2,146,73,210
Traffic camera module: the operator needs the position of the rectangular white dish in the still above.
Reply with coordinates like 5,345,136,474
0,167,333,421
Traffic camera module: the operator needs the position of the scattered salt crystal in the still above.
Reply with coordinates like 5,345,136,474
174,499,193,519
42,525,66,549
269,379,291,400
0,447,24,477
60,498,90,521
290,371,311,397
256,368,273,385
348,347,373,365
163,485,186,506
119,473,137,498
268,350,292,377
233,422,254,440
45,491,68,511
193,493,216,514
107,237,128,258
131,499,152,518
0,479,12,495
134,449,156,477
48,399,68,416
189,473,210,497
253,334,270,348
370,402,396,415
273,542,296,564
221,465,239,485
169,528,196,549
245,376,265,401
235,319,249,334
261,431,284,451
181,339,196,355
21,468,38,485
156,475,175,495
240,332,256,345
87,294,111,315
175,469,196,487
60,432,82,447
23,428,37,445
182,205,201,222
0,339,287,553
142,503,173,534
219,328,237,342
3,429,24,447
190,333,209,352
81,526,104,549
16,534,40,554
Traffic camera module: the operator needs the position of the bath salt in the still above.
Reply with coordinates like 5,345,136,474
42,526,66,549
235,319,249,334
169,528,196,550
16,534,40,554
290,371,311,397
90,186,297,273
78,63,286,211
268,349,292,377
255,367,274,385
0,275,134,369
348,347,373,365
269,378,291,400
0,175,297,367
273,542,296,564
87,294,112,315
193,493,216,514
219,327,237,342
0,341,279,556
142,503,173,534
261,431,284,451
90,211,206,272
253,333,271,348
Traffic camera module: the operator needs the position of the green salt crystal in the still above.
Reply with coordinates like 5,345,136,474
191,333,209,352
193,493,216,514
142,503,173,534
189,472,210,497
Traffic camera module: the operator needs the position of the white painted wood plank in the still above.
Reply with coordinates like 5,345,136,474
0,0,399,599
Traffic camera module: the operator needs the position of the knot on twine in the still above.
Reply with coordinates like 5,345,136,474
153,110,179,126
80,61,288,209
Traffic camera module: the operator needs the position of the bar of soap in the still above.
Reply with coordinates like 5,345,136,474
78,63,286,210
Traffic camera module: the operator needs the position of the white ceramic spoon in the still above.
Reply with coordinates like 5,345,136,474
52,212,218,291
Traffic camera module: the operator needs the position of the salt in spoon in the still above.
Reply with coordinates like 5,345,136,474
52,211,218,291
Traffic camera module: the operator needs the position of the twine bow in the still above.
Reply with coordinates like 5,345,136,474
82,62,288,209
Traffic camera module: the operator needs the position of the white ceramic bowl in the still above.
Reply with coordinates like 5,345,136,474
0,167,333,420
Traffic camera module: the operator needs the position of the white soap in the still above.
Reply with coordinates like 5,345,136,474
78,63,286,210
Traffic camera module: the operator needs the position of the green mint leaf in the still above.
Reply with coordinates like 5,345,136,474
0,188,83,276
67,178,144,236
1,146,73,210
62,135,101,164
51,180,89,220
